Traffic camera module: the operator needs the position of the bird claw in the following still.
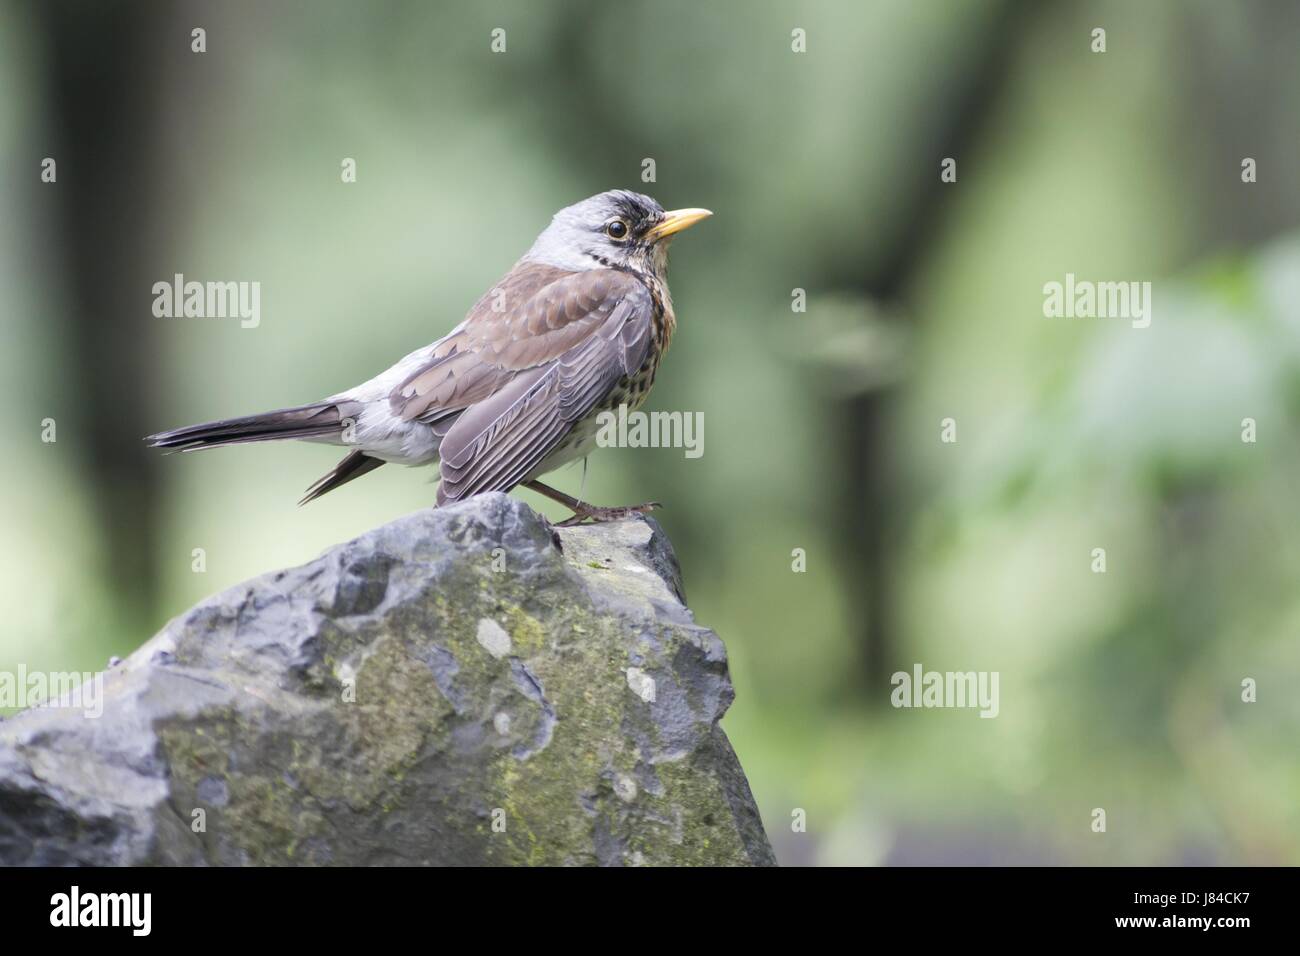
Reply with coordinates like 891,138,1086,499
555,501,661,527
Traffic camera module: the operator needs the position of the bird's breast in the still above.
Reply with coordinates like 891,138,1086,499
647,274,676,355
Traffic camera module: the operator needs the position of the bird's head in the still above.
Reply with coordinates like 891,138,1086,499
523,189,712,277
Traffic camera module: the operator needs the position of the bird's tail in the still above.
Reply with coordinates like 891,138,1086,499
146,402,344,452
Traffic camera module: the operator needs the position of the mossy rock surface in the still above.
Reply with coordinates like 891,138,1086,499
0,493,775,866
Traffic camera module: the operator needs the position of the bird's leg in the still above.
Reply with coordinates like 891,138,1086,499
524,480,661,527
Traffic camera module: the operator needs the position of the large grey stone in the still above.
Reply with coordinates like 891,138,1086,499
0,493,775,866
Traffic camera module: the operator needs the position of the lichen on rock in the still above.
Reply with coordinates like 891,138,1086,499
0,493,775,866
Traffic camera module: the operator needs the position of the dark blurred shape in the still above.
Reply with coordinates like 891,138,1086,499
35,2,181,628
842,0,1031,695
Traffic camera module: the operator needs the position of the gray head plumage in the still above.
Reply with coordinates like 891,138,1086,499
523,189,671,274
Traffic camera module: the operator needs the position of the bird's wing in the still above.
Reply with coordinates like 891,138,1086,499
427,268,656,504
391,262,617,425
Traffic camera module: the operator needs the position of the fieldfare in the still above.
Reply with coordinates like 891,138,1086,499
147,190,711,525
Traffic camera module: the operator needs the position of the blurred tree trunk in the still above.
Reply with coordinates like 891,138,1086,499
844,0,1034,696
35,2,183,632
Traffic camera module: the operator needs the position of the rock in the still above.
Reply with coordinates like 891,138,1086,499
0,494,775,866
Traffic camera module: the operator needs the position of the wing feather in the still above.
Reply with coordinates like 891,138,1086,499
432,269,656,504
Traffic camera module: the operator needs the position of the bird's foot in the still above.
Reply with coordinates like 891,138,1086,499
555,500,661,527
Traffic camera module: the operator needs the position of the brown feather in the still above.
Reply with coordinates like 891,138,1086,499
433,271,657,504
299,450,385,505
146,402,347,451
390,266,644,425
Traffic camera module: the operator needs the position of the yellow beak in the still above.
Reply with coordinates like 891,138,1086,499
645,207,713,242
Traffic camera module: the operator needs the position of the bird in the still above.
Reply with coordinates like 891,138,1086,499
146,190,712,526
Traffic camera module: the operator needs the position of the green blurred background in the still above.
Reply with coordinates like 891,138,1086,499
3,0,1299,865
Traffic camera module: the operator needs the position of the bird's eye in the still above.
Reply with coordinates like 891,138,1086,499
605,219,629,240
